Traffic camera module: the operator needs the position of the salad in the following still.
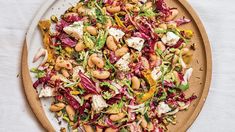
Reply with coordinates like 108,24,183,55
31,0,197,131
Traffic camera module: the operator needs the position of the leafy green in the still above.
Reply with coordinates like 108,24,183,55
104,54,116,71
120,128,128,132
94,2,107,24
82,51,89,68
52,45,62,55
96,30,108,49
102,91,113,100
72,51,86,63
139,8,157,18
100,82,118,93
158,90,167,101
106,100,123,114
178,83,189,91
154,28,167,34
83,32,95,49
30,68,45,78
144,113,151,123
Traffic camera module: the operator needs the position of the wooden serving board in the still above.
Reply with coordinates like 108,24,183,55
21,0,212,131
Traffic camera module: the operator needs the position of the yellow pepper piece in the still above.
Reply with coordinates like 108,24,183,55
183,30,194,39
137,85,157,103
70,91,80,95
142,70,156,87
65,47,74,55
38,20,54,63
114,14,125,28
136,70,158,103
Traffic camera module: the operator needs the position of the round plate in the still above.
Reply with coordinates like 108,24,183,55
21,0,212,131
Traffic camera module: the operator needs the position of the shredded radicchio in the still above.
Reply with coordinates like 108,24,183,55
58,88,80,110
78,71,98,94
57,33,77,47
155,0,171,18
174,17,191,26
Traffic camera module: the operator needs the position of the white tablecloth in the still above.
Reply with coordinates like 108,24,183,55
0,0,234,131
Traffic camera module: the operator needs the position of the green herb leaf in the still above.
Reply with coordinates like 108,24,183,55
102,91,113,100
96,30,108,49
178,83,189,91
139,8,156,18
30,68,45,78
104,54,116,71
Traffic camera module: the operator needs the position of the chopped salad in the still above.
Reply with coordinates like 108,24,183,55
32,0,197,131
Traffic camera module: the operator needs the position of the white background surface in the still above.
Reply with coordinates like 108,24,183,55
0,0,235,131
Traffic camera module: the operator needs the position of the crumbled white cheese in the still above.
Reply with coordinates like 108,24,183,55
92,95,108,112
115,53,131,71
151,67,162,81
126,37,145,51
63,21,84,39
39,86,55,98
161,32,180,46
157,102,171,115
108,27,125,42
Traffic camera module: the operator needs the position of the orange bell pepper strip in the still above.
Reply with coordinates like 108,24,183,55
137,70,158,103
38,20,54,63
114,14,125,28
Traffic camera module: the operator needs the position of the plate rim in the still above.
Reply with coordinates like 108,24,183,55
21,0,212,131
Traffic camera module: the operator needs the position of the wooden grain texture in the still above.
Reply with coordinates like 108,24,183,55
21,42,55,132
21,0,212,131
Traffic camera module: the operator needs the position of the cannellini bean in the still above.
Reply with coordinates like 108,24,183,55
159,23,167,30
96,126,103,132
172,55,179,64
84,94,93,100
131,0,139,3
77,6,87,16
141,57,150,69
106,6,121,14
156,41,166,51
115,46,129,57
150,54,161,67
50,103,65,112
166,9,179,21
58,61,73,70
61,69,70,78
106,36,118,51
147,122,154,131
75,41,86,52
66,105,75,121
142,2,153,10
110,112,126,121
125,3,134,10
92,70,110,79
91,56,105,69
105,128,118,132
105,19,112,29
140,116,148,128
83,124,94,132
88,54,97,68
181,48,190,55
55,56,73,70
131,76,140,90
96,23,103,29
173,71,180,86
85,26,98,36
